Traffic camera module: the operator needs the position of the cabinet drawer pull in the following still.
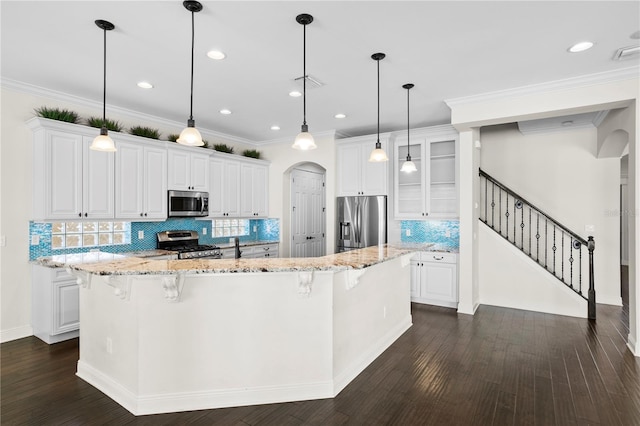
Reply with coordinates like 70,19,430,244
433,256,444,261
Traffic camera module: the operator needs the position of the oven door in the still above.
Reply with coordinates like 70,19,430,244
168,191,209,217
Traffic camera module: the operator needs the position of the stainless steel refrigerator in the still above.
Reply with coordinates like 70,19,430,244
336,196,387,253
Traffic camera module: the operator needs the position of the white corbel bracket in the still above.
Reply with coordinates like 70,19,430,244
107,276,132,301
68,268,92,289
161,273,186,303
346,269,366,290
400,254,413,268
297,271,314,297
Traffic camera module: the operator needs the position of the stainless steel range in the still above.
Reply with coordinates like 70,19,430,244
156,230,222,259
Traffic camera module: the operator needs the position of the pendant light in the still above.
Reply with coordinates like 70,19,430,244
177,1,204,147
292,13,317,150
400,83,417,173
369,53,388,162
90,20,116,152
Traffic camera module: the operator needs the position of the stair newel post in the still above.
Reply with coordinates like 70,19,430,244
587,236,596,320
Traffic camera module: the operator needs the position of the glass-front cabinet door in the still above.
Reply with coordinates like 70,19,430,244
394,137,427,218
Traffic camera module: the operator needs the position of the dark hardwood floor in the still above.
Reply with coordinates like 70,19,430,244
3,301,640,425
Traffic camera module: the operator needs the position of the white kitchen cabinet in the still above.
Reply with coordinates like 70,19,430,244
31,265,80,344
167,147,209,192
240,162,269,217
115,138,167,220
30,118,115,220
209,156,241,218
241,243,279,258
394,126,458,219
410,251,458,308
336,136,389,196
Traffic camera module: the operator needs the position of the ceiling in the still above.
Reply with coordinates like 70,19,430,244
2,1,639,145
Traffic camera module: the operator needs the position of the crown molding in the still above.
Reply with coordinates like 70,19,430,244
1,77,255,146
445,66,640,108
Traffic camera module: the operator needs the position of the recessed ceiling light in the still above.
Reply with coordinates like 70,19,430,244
207,50,226,60
289,91,302,97
270,125,280,131
137,81,153,89
219,109,232,115
568,41,594,53
334,113,347,119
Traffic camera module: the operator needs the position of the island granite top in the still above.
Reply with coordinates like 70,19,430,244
62,244,433,276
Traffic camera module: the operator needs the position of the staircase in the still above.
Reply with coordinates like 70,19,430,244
478,169,596,319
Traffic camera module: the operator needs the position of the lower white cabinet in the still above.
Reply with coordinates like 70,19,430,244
31,265,80,344
222,243,279,259
410,252,458,308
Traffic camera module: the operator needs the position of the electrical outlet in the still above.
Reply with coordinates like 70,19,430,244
405,229,411,237
253,225,257,233
229,238,234,243
106,337,113,354
383,306,387,318
203,227,207,235
138,230,144,240
445,230,451,238
0,236,5,247
30,235,40,245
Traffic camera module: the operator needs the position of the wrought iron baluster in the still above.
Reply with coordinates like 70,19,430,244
528,207,531,256
561,230,565,281
484,176,488,223
536,213,540,262
579,244,583,294
545,218,548,268
491,181,495,229
505,193,509,241
520,201,524,249
499,189,502,234
552,225,556,275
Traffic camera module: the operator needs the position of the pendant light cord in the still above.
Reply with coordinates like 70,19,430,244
102,27,107,124
302,22,307,126
377,59,380,143
406,87,410,154
189,10,195,121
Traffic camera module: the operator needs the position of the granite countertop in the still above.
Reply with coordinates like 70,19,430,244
216,240,279,250
66,244,421,276
33,249,178,268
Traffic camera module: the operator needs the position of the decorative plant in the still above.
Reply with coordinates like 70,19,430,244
167,134,180,142
129,126,160,139
242,149,261,159
213,143,234,154
86,116,123,132
34,106,80,124
202,140,210,149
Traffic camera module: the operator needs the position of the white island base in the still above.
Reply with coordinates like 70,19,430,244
75,255,412,415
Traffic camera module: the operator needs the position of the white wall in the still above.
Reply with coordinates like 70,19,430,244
0,86,253,342
480,124,621,306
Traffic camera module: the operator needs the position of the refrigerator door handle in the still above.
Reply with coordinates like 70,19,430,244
354,202,361,244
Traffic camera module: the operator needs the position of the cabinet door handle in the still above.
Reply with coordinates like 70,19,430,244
144,213,148,217
84,213,88,217
433,256,444,261
78,213,82,217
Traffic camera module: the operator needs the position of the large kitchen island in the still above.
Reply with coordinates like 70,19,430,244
66,245,417,416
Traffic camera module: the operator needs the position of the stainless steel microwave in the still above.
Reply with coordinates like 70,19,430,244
168,190,209,217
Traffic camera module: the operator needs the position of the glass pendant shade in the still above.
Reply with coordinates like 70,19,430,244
90,128,116,152
292,124,316,150
177,120,204,146
400,158,417,173
369,142,388,162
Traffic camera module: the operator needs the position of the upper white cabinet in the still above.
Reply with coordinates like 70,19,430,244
115,138,167,220
394,126,458,219
240,162,269,217
209,156,241,218
167,147,209,192
30,118,114,220
336,136,389,196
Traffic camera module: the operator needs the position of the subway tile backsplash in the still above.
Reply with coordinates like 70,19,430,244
29,218,280,260
400,220,459,252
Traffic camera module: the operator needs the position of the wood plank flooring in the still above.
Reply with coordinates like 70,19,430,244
3,302,640,425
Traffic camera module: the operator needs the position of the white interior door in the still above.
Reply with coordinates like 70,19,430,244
291,169,326,258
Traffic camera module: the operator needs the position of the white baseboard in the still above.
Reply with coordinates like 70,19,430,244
628,333,639,357
597,295,623,307
1,325,33,343
457,301,479,315
333,315,412,395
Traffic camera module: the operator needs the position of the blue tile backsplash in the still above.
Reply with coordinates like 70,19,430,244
400,220,459,252
29,218,280,260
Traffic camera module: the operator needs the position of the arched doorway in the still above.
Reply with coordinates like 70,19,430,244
282,162,327,257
